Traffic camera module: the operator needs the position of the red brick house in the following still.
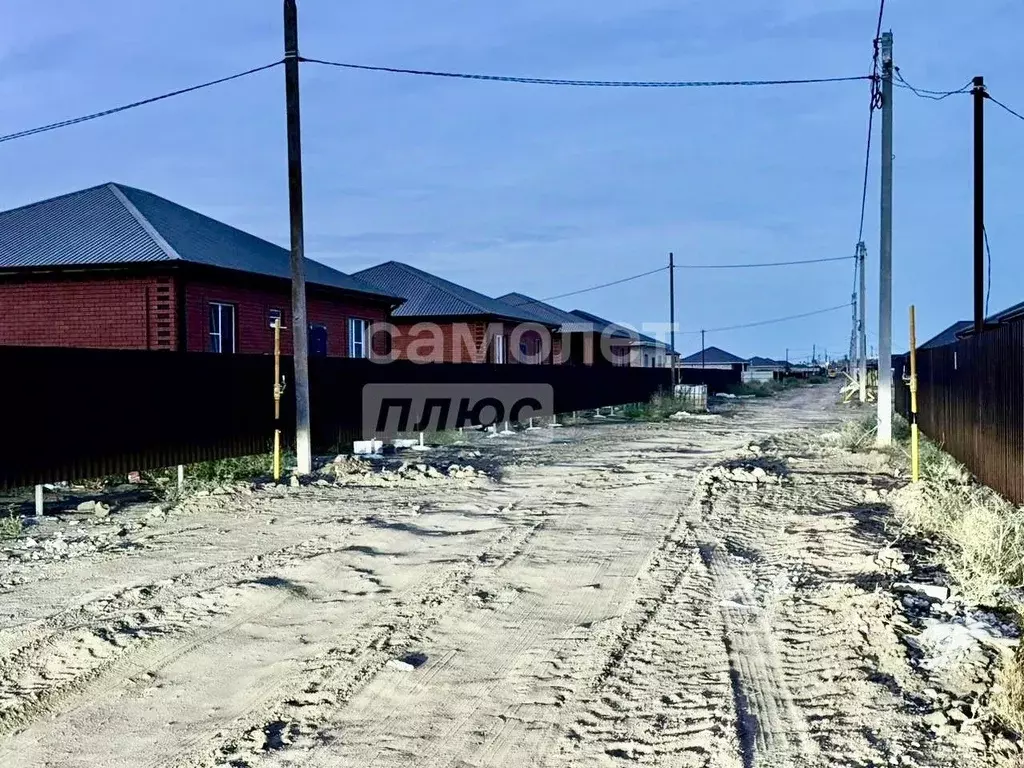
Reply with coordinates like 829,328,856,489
0,183,400,357
353,261,559,363
497,293,637,366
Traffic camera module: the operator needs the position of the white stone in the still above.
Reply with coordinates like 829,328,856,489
895,582,951,602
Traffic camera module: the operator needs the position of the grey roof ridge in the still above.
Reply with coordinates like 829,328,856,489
389,260,500,315
106,182,183,262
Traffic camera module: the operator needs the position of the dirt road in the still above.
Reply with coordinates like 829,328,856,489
0,387,1013,766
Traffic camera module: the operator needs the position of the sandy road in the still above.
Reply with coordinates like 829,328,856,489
0,387,1000,767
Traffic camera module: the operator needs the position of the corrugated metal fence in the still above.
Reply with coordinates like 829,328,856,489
894,322,1024,504
0,346,670,490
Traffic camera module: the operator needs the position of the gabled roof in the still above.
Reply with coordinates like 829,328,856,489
0,183,396,299
496,293,594,332
353,261,549,323
568,310,638,340
680,346,748,365
919,320,973,350
568,309,674,350
749,356,786,367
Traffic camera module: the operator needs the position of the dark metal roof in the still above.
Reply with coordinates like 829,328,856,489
990,300,1024,324
497,292,594,332
568,310,635,339
568,309,673,350
748,356,786,367
680,346,748,365
353,261,547,323
919,320,973,350
0,183,397,300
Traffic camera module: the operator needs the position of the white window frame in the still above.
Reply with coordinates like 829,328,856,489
209,302,236,354
348,317,369,359
492,333,507,364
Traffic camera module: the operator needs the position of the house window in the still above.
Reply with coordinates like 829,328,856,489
309,324,328,357
348,318,369,359
268,308,286,329
209,302,236,354
492,333,506,364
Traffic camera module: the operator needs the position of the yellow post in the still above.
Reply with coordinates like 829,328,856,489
909,305,919,482
273,317,282,481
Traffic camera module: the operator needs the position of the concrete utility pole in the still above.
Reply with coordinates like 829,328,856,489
858,241,868,403
701,330,706,371
284,0,312,474
972,76,986,335
849,256,858,370
877,31,894,446
669,252,676,389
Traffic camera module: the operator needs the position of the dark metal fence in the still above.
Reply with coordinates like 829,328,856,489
0,346,670,489
894,322,1024,504
677,368,741,394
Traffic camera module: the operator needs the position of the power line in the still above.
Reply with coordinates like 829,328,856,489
987,94,1024,122
702,302,850,334
673,255,852,269
301,57,871,89
540,267,667,302
532,254,853,305
984,225,992,316
893,69,972,101
0,60,283,144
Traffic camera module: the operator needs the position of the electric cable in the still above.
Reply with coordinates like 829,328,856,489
301,57,870,89
0,60,283,144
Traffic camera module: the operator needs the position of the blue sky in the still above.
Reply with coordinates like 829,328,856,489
2,1,1022,362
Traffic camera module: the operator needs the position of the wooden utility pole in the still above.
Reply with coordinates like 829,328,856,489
284,0,312,474
669,252,676,389
972,76,986,335
877,31,894,446
273,317,283,481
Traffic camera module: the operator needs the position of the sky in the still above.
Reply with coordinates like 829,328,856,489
2,0,1023,363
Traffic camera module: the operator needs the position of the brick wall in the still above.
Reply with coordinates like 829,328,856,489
0,274,177,351
381,320,560,364
0,271,387,357
184,280,387,356
384,320,493,363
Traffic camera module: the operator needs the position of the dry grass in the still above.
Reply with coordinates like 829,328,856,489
621,392,709,422
996,652,1024,734
894,482,1024,602
870,421,1024,732
0,511,22,540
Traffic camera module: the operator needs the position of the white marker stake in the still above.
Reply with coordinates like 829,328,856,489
177,465,185,492
35,485,43,516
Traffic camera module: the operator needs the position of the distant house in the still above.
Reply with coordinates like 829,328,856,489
352,261,557,363
632,331,677,369
496,292,602,365
0,183,400,357
680,346,749,373
566,309,675,368
745,356,787,383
